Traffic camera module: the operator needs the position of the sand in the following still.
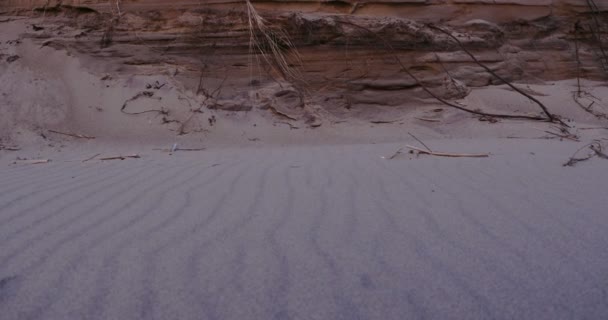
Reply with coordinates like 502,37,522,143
2,6,608,319
1,139,608,320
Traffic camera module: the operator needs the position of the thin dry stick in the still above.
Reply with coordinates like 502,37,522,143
428,24,560,124
415,117,441,122
335,20,549,122
82,153,101,162
48,130,95,139
406,145,489,158
543,130,580,142
572,92,608,119
14,159,51,165
385,148,404,160
408,132,432,152
586,0,608,71
100,154,141,161
121,92,166,115
563,141,604,166
591,143,608,159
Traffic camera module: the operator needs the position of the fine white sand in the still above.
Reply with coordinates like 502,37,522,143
1,139,608,320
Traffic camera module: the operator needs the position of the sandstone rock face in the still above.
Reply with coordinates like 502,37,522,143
1,0,607,122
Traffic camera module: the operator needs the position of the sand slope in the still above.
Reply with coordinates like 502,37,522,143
1,140,608,320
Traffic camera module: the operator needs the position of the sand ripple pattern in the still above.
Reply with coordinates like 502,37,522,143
1,143,608,320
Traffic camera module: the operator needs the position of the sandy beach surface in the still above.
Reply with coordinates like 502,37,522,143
2,4,608,319
1,138,608,320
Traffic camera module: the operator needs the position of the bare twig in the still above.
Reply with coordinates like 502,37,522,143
406,145,489,158
14,159,51,165
579,127,608,130
586,0,608,72
563,141,606,166
100,154,141,161
591,144,608,159
48,130,96,140
82,153,101,162
573,91,608,119
543,130,580,142
383,148,404,160
408,132,433,152
370,119,402,124
121,92,167,115
414,117,441,122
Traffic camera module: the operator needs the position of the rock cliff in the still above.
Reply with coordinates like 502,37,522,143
1,0,608,138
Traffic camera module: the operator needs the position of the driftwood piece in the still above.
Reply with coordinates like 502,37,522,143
406,145,489,158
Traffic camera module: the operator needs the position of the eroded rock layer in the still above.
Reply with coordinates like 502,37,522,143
2,0,608,121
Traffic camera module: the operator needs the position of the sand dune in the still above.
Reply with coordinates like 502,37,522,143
1,140,608,320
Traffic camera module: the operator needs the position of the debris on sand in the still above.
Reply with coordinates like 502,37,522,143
100,154,141,161
0,144,20,151
564,141,608,167
13,159,51,165
406,145,490,158
48,130,96,140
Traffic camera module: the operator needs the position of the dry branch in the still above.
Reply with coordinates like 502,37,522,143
428,24,560,124
335,19,552,123
406,145,489,158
